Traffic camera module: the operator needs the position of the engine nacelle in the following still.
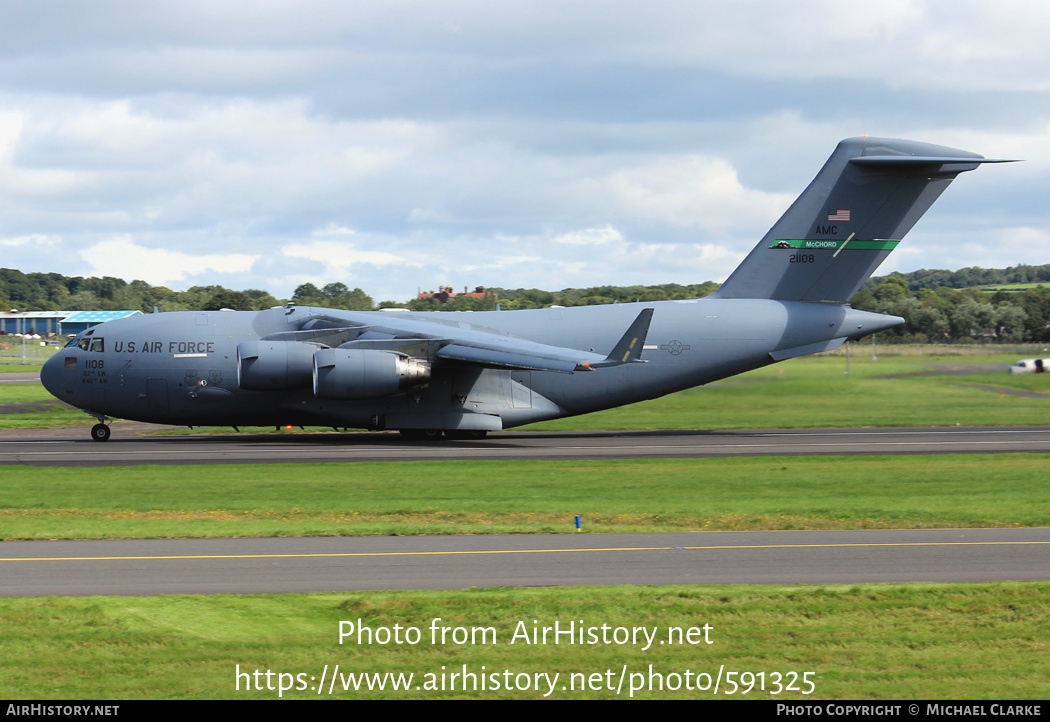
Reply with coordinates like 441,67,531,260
237,340,316,391
313,348,431,400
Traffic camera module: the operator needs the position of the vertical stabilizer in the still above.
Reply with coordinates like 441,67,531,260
714,137,1010,302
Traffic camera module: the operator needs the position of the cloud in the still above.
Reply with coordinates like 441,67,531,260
78,236,257,286
0,2,1044,302
283,240,409,268
553,226,622,245
593,156,792,229
0,233,60,247
454,227,746,292
311,223,356,237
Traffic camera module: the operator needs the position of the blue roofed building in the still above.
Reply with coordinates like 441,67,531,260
58,310,144,335
0,310,69,336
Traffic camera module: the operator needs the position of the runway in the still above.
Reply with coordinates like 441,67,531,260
2,528,1048,597
2,425,1050,465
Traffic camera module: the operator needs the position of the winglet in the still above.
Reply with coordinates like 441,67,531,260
579,308,654,370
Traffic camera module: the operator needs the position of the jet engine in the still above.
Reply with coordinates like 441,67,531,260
313,348,431,400
237,340,316,390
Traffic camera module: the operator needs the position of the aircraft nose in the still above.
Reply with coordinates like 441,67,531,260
40,352,66,399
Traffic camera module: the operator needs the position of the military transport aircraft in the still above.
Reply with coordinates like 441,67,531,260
40,137,1011,441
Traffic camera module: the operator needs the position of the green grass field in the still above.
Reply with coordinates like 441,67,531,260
0,383,87,427
0,363,46,372
1,583,1046,699
973,283,1049,292
530,353,1049,431
0,385,52,403
0,343,57,365
1,455,1046,539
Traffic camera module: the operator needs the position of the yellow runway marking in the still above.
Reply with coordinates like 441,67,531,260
2,540,1048,563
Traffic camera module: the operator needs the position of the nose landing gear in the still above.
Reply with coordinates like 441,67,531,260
86,411,113,442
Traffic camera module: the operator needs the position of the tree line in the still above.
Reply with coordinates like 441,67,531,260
2,265,1048,342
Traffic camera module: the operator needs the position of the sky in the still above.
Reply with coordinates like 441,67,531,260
0,0,1047,303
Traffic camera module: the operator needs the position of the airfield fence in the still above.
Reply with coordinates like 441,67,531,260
0,339,59,365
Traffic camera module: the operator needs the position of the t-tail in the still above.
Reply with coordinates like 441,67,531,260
714,137,1013,302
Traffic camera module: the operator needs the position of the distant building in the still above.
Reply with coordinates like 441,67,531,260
417,285,493,304
0,311,68,336
59,311,144,335
0,310,143,336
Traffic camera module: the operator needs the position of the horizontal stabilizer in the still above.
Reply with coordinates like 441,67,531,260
850,156,1017,168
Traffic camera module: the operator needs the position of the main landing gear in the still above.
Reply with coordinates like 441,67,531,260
90,423,112,442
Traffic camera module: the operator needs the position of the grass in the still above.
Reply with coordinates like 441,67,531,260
973,283,1049,292
0,363,46,372
528,353,1050,431
0,408,87,428
0,583,1046,699
0,383,86,427
0,385,58,403
1,455,1047,539
836,343,1049,356
949,372,1050,394
0,343,57,364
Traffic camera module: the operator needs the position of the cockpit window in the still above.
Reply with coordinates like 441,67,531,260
64,337,79,348
77,339,90,351
90,338,104,353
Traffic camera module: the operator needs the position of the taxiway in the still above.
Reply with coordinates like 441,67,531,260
2,528,1047,596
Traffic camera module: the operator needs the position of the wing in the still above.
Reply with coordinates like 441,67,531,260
261,308,654,373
